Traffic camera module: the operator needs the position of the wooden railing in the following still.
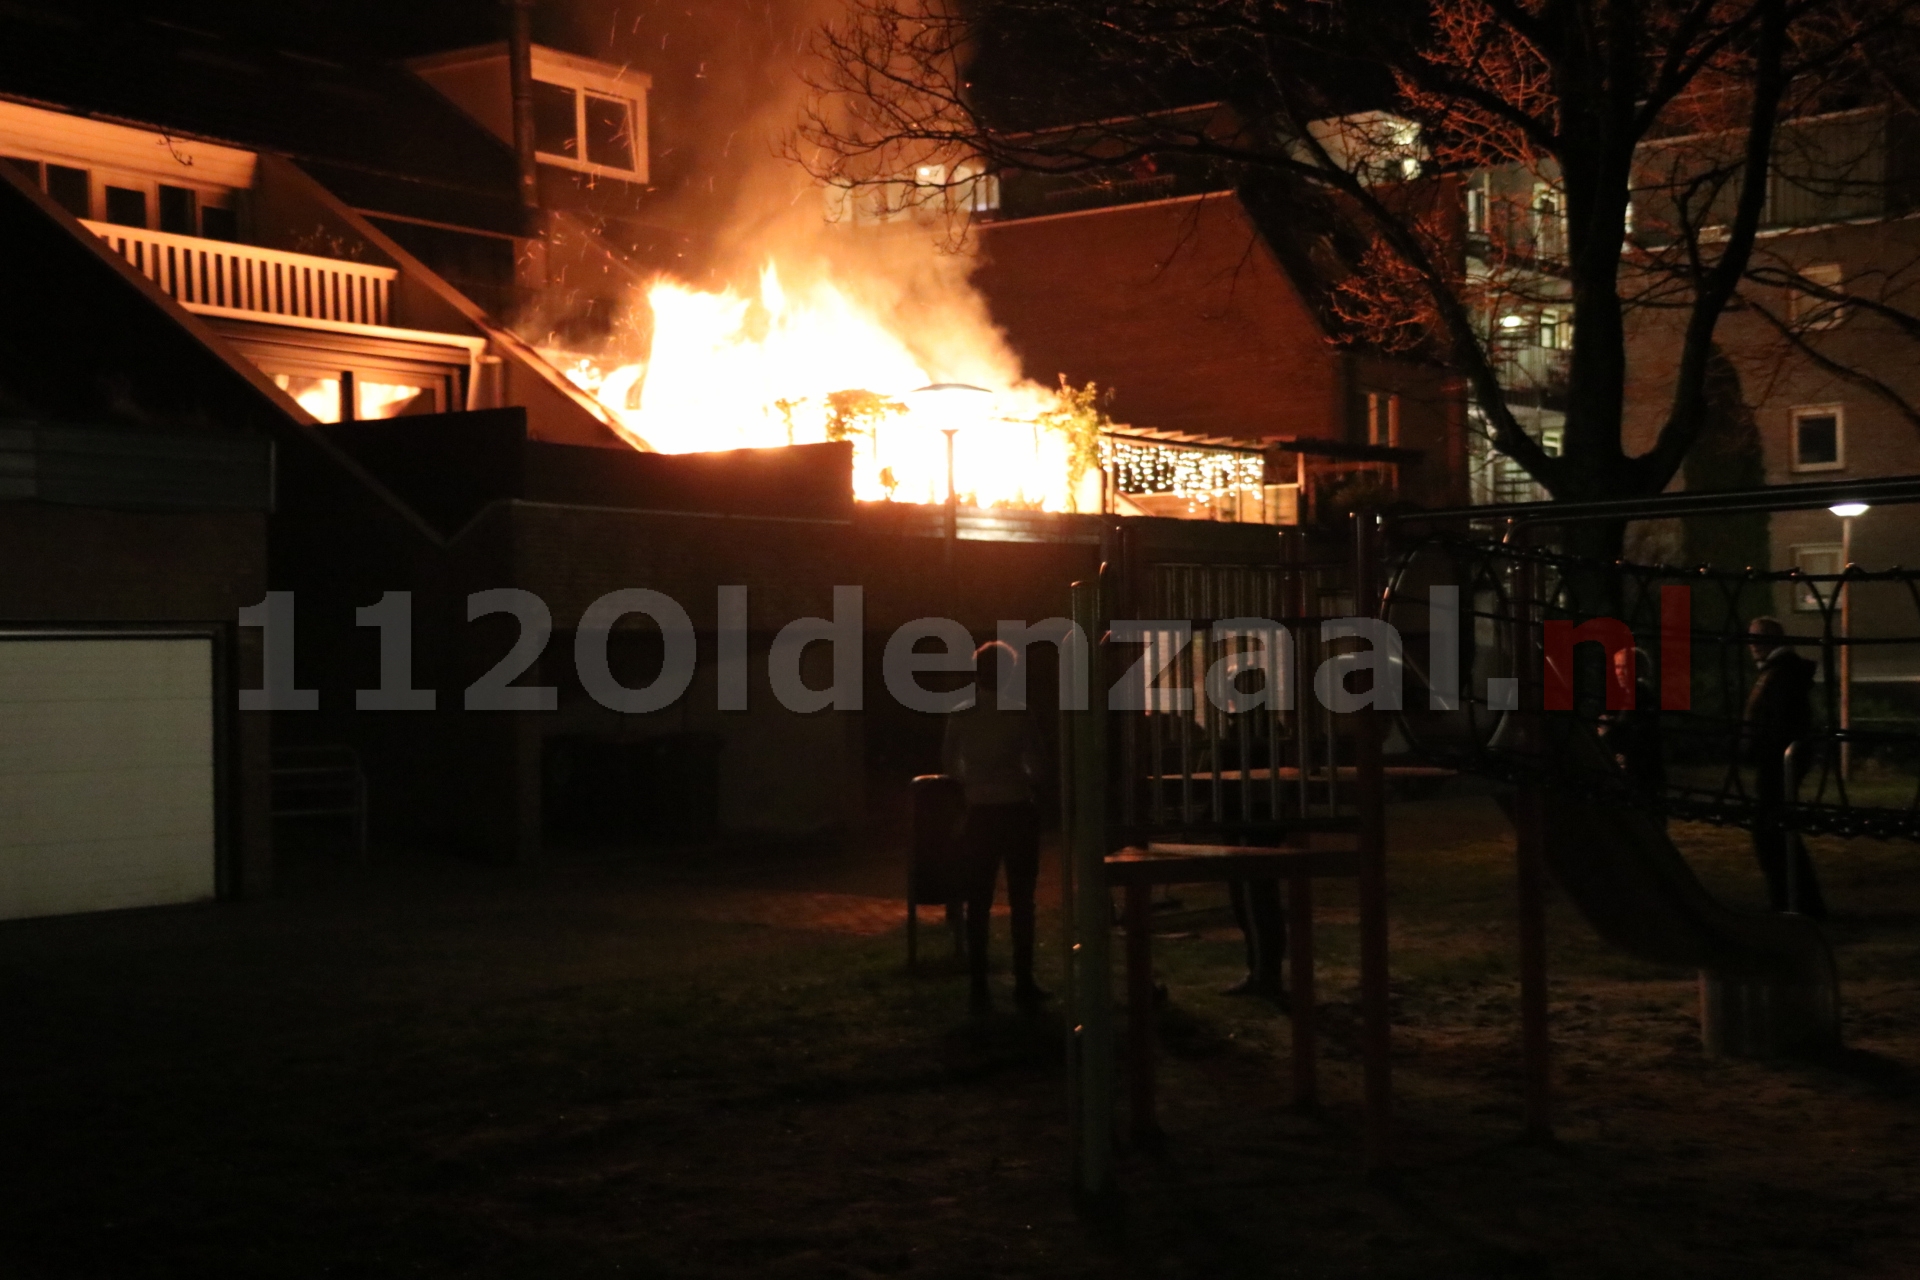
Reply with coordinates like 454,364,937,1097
83,221,398,328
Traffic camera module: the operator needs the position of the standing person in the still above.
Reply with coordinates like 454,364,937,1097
943,640,1049,1014
1743,617,1827,918
1225,879,1285,1000
1600,646,1667,802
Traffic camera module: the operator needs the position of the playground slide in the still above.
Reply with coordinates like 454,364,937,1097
1527,728,1839,1056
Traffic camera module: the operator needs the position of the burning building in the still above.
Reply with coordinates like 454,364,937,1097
0,3,1462,913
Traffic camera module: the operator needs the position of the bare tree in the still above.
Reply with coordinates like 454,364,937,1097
798,0,1920,519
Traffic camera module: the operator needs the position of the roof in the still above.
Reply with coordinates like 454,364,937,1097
977,193,1348,440
0,4,527,236
1107,425,1422,463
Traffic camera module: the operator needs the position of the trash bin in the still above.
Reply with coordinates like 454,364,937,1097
908,774,969,967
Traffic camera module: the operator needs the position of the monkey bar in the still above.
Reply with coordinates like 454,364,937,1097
1385,473,1920,1136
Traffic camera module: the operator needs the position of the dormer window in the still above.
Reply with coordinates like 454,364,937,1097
532,80,638,175
409,44,651,185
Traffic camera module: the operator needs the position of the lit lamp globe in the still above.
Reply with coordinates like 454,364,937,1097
1830,502,1869,519
911,382,995,502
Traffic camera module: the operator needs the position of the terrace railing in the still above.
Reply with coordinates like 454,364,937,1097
83,221,397,328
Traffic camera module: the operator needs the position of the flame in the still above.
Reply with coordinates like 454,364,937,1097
557,263,1093,511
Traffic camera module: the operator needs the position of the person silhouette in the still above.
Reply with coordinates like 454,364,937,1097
1600,645,1666,805
1742,617,1826,918
942,641,1049,1013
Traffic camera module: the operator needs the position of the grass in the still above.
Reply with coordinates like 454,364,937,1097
0,789,1915,1278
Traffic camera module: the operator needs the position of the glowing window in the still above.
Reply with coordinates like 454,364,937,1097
1792,544,1843,611
356,379,434,420
273,373,343,423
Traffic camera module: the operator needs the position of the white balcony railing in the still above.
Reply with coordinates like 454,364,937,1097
83,221,397,328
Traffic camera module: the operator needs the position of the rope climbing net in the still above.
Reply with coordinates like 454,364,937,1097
1386,531,1920,842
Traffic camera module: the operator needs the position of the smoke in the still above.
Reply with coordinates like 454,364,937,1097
544,0,1026,391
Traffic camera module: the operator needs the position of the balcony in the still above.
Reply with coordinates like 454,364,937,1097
83,221,397,329
79,220,487,424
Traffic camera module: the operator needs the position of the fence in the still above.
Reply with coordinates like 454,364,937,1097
84,221,397,328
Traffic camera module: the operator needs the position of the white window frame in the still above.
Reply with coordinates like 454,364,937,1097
1530,181,1566,259
1788,262,1848,330
1790,543,1844,611
2,156,236,232
529,50,648,183
1537,307,1573,351
1789,403,1846,473
0,99,255,202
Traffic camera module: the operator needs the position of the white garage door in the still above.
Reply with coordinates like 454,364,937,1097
0,636,216,921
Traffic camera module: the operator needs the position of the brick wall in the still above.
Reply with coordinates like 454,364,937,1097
978,194,1345,440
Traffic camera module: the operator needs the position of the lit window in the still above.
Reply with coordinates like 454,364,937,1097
945,163,1000,214
1531,182,1565,259
356,379,434,420
1789,262,1848,330
274,373,343,423
268,366,449,423
1465,182,1488,234
1366,392,1401,446
974,174,1001,212
1791,544,1843,611
1790,404,1844,472
1537,309,1567,350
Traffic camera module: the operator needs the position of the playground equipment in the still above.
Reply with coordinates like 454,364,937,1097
1387,473,1920,1133
1058,473,1920,1200
1060,519,1394,1203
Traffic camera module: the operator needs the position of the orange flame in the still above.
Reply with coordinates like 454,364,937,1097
558,264,1094,511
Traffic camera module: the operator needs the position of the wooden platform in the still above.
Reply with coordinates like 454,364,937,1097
1104,838,1378,1137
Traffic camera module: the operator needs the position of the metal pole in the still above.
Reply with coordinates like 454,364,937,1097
1124,882,1156,1141
1287,874,1317,1106
1066,577,1115,1206
505,0,540,213
1512,545,1552,1141
1352,512,1392,1172
943,427,959,573
1841,515,1852,780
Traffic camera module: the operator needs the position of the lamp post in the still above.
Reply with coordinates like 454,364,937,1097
1830,501,1869,778
912,383,994,573
941,426,959,565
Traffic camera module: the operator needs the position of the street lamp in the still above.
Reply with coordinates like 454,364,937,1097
912,383,994,568
1828,502,1869,777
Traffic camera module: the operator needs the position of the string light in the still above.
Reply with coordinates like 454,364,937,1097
1103,436,1265,499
